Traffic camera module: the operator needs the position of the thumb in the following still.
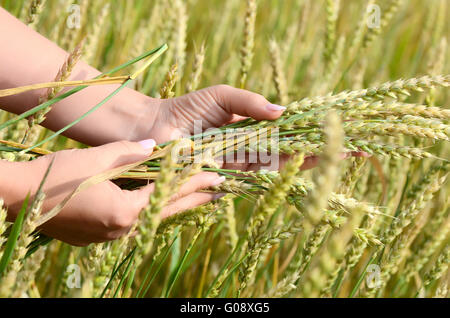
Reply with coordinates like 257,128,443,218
87,139,156,170
208,84,286,121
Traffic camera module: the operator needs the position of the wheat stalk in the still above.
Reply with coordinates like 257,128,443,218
0,192,45,297
269,38,289,105
239,0,257,89
134,144,179,266
84,3,110,65
363,0,404,49
423,245,449,287
221,195,238,250
13,246,46,297
403,218,449,282
239,154,305,294
24,0,47,29
287,75,450,114
30,39,85,128
302,111,343,225
186,43,206,93
173,0,187,76
323,0,340,68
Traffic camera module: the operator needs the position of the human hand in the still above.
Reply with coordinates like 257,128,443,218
146,85,285,144
141,85,368,171
2,140,225,246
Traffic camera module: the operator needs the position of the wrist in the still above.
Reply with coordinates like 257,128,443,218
42,60,163,146
113,88,163,143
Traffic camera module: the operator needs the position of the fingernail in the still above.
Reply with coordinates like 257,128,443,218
138,139,156,150
211,176,226,187
266,104,286,112
359,152,371,158
213,193,226,201
351,151,371,158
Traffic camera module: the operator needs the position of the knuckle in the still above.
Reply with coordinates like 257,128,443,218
106,208,135,231
214,84,232,91
211,84,233,96
170,192,183,202
103,231,123,241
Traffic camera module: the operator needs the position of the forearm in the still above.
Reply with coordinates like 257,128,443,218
0,7,159,146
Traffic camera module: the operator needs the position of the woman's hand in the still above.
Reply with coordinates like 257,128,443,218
145,85,286,143
140,85,368,171
0,140,225,246
143,85,290,171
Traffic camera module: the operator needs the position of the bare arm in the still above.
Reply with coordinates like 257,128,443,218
0,7,160,146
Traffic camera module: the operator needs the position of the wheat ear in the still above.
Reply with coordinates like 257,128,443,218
24,0,47,30
173,0,188,76
269,38,289,105
383,169,447,246
160,63,179,99
84,3,110,65
363,0,404,49
186,43,206,93
13,246,47,297
0,192,45,297
239,0,257,89
303,111,343,225
323,0,340,67
423,245,449,288
31,39,85,127
403,218,449,282
239,154,305,294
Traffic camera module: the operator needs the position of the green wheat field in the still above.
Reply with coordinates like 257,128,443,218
0,0,449,298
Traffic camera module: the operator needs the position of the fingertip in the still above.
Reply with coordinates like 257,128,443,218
130,183,155,210
260,104,285,120
211,176,226,187
352,151,371,158
196,172,226,188
213,193,226,201
173,172,224,200
197,171,221,182
213,85,284,121
251,102,286,121
301,156,320,170
137,139,156,155
162,192,219,219
266,103,286,112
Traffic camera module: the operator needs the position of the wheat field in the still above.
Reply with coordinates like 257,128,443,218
0,0,449,298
